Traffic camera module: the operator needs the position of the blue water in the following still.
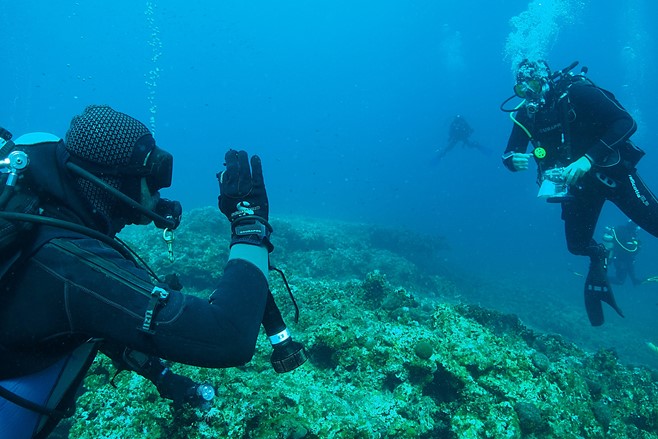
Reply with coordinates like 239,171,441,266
2,1,658,361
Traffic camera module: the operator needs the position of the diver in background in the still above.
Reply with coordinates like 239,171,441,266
501,59,658,326
603,221,645,286
435,115,490,160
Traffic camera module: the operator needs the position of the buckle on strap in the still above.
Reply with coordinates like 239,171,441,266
140,286,170,334
595,172,617,188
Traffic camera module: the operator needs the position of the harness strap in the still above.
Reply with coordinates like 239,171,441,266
0,341,99,438
0,385,69,418
557,90,573,162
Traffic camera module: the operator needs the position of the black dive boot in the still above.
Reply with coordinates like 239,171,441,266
584,244,624,326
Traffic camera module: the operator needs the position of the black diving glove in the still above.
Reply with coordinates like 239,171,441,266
156,368,216,408
217,149,269,221
112,348,215,408
153,198,183,230
217,149,273,251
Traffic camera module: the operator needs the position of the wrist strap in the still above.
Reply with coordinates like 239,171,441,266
230,215,274,252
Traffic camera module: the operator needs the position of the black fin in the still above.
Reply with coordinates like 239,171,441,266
584,286,605,326
584,256,624,326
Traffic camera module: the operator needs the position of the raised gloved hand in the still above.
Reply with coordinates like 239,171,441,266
217,149,273,251
564,155,592,185
217,149,269,222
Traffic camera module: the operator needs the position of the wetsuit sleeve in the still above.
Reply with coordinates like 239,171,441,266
568,83,637,165
9,237,268,369
501,113,531,172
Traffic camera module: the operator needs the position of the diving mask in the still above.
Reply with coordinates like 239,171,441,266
514,59,551,111
514,79,543,99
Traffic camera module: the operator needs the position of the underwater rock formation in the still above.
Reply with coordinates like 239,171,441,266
62,207,658,439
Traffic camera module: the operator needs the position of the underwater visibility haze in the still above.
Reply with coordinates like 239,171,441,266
2,0,658,437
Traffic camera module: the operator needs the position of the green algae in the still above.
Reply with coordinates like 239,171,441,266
61,207,658,439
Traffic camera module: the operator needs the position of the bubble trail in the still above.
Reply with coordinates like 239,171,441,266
145,1,161,134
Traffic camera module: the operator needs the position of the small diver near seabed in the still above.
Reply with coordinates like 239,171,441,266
434,114,491,161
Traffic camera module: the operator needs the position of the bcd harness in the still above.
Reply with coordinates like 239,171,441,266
1,131,171,433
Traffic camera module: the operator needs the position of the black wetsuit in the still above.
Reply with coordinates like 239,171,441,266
0,225,268,437
502,81,658,258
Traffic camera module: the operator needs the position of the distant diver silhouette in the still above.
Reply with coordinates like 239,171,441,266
435,115,490,160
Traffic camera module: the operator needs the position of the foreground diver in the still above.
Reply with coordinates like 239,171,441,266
500,59,658,326
435,114,489,160
0,106,305,438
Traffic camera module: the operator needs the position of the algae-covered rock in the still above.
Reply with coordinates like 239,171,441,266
413,339,434,360
531,351,550,373
59,207,658,439
361,270,390,303
514,401,543,433
592,399,612,430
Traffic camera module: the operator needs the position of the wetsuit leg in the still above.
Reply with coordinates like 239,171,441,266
435,141,457,160
561,182,606,257
616,255,643,285
628,260,644,285
609,259,628,285
562,180,624,325
609,171,658,238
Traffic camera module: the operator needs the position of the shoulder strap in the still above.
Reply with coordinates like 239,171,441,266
557,93,573,162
